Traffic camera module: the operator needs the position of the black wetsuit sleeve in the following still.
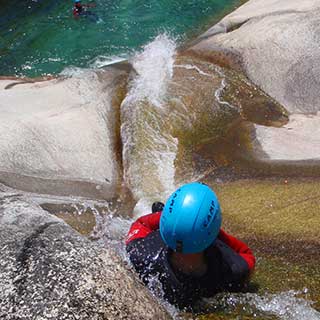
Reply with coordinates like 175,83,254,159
126,238,151,284
126,232,200,310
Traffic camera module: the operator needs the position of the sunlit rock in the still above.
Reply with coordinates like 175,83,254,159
187,0,320,169
0,194,170,320
0,67,128,199
253,113,320,161
190,0,320,114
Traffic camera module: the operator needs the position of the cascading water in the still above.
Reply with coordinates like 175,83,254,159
127,34,176,107
119,33,245,216
121,34,179,216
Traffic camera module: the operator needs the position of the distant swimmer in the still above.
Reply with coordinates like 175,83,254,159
73,0,96,18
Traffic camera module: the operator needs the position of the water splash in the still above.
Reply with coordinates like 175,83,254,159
89,54,128,68
120,34,178,215
126,33,177,107
205,291,320,320
244,291,320,320
95,213,132,260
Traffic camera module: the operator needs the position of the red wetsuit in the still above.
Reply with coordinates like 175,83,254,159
126,211,255,309
126,211,255,271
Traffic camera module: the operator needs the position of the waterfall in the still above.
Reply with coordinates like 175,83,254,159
121,34,178,216
126,33,176,107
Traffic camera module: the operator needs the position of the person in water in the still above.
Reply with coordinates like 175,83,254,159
73,0,96,18
126,182,255,309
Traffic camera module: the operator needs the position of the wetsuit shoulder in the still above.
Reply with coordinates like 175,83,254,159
125,212,161,245
73,4,83,16
126,230,199,309
205,238,251,293
126,230,164,281
218,229,256,272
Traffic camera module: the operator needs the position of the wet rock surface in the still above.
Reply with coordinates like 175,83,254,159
164,55,288,183
212,179,320,293
0,194,170,320
196,178,320,319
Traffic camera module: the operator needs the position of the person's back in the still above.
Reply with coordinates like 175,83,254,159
125,183,255,309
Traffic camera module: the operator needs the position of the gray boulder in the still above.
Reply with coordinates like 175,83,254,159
0,194,170,320
0,67,128,200
253,113,320,161
190,0,320,113
188,0,320,164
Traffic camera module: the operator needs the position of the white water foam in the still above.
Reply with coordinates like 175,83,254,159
120,33,178,215
174,63,237,110
221,291,320,320
248,291,320,320
212,65,238,110
89,54,128,69
126,33,176,107
174,63,213,78
59,66,97,77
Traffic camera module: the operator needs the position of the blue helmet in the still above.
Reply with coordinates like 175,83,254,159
74,0,81,2
160,182,222,253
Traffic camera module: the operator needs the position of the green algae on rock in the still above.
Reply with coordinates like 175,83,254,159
165,54,288,183
202,178,320,312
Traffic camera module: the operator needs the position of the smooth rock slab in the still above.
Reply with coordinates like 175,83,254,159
191,0,320,113
0,68,127,199
253,113,320,161
0,194,170,320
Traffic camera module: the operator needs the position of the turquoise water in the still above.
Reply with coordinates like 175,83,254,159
0,0,240,77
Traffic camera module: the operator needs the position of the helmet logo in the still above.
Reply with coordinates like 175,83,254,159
169,197,174,213
203,200,216,228
168,189,181,213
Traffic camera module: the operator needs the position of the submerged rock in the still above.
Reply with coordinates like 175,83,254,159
198,178,320,318
0,194,170,319
0,67,128,200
